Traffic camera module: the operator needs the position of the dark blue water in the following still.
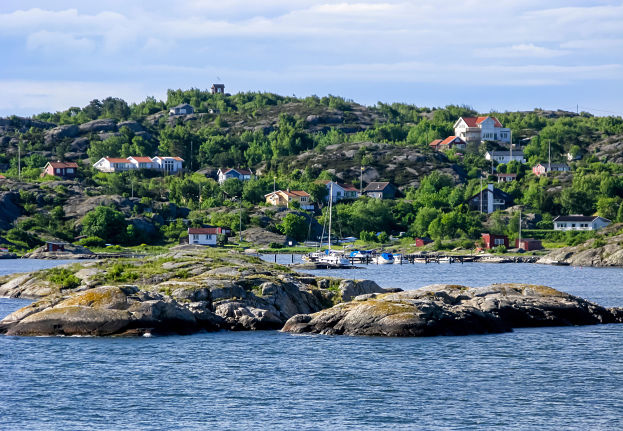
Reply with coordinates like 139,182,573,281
1,260,623,430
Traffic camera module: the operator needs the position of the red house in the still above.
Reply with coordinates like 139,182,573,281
515,238,543,251
42,161,78,179
414,237,433,247
481,233,509,249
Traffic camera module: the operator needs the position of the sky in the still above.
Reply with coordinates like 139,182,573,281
1,0,622,117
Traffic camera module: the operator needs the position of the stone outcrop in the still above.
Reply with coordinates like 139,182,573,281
0,191,21,230
282,283,623,337
44,125,80,144
538,227,623,267
0,285,223,336
23,244,95,259
78,119,117,134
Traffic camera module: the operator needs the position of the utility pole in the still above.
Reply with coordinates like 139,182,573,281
518,208,522,248
18,141,21,182
547,139,551,173
360,166,363,195
509,130,513,164
238,197,242,243
480,176,484,214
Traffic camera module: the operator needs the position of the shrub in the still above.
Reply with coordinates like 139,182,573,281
47,268,81,289
494,245,507,253
77,236,106,247
269,242,283,249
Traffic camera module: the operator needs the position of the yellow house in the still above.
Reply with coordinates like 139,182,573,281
265,189,313,210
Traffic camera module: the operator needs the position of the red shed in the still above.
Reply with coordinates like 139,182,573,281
515,238,543,251
42,161,78,179
46,241,66,252
481,233,508,249
414,237,433,247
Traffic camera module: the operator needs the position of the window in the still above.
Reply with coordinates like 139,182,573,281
494,238,505,245
66,168,74,173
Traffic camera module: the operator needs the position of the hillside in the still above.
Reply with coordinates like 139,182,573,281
1,89,623,255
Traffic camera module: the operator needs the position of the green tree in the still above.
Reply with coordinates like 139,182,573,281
81,207,127,243
277,213,308,241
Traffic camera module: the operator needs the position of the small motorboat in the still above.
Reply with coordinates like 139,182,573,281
372,252,394,264
393,253,403,264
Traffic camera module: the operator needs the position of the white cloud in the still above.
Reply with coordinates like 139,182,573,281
475,44,569,59
26,30,95,53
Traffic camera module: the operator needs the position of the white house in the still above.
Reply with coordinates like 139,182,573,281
467,184,513,214
553,215,611,231
127,156,156,170
485,151,526,164
188,227,218,246
169,103,194,116
454,116,511,144
93,157,133,173
532,163,570,177
217,168,253,185
317,180,360,202
152,156,184,173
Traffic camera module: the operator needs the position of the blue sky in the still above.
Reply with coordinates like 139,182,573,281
1,0,622,116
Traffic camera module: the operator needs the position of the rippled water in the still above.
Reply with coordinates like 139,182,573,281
1,259,623,430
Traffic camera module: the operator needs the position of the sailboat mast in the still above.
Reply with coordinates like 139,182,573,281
328,182,333,252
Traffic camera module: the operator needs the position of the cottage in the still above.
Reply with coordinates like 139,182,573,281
152,156,184,174
217,168,253,185
188,227,219,246
532,163,570,177
414,237,433,247
429,136,467,151
41,161,79,179
515,238,543,251
363,182,396,199
45,241,67,252
481,233,509,249
553,215,611,231
93,157,133,173
211,84,225,94
485,151,526,164
169,103,194,116
467,184,512,213
494,173,517,183
454,116,511,144
265,190,313,210
316,180,360,202
127,156,156,170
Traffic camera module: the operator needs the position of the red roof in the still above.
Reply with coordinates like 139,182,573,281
48,161,78,169
439,136,466,146
0,174,5,179
429,139,443,147
188,227,219,235
129,156,153,163
459,116,503,128
104,157,130,163
284,190,310,198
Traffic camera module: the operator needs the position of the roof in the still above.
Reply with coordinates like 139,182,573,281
264,190,310,198
188,227,220,235
129,156,153,163
364,182,392,192
284,190,309,198
103,157,130,163
212,83,225,88
428,139,443,147
553,215,609,222
468,186,512,201
47,161,78,169
155,156,184,161
487,151,524,156
172,103,193,109
439,136,466,146
495,173,517,177
315,180,358,191
221,168,252,175
459,116,503,128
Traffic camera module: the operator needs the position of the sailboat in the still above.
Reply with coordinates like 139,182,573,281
316,183,349,265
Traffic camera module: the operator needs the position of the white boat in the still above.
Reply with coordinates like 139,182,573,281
316,183,349,266
393,253,403,264
372,252,394,264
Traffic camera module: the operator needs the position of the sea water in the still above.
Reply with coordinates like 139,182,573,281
1,259,622,430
